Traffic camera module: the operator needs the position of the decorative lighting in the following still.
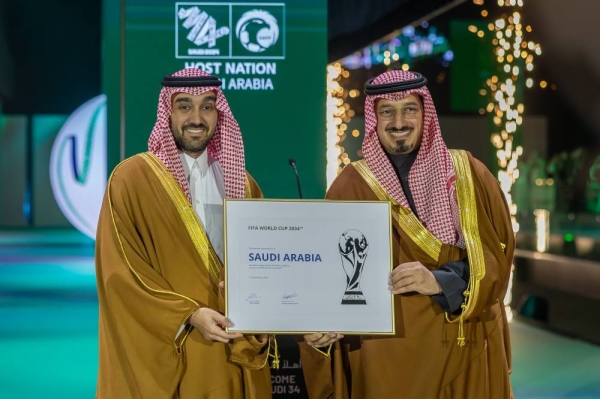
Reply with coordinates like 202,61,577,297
326,63,356,187
471,0,547,322
534,209,550,252
342,24,453,70
471,0,546,234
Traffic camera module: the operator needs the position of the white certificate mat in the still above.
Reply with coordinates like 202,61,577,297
224,199,394,335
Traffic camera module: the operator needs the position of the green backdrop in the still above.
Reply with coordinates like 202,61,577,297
103,0,328,199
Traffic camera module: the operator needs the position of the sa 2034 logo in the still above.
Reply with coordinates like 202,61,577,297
175,2,285,59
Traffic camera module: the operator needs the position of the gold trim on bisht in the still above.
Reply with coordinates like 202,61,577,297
107,155,201,351
141,152,222,295
244,174,252,198
447,149,486,346
242,179,278,369
311,343,333,358
352,160,442,262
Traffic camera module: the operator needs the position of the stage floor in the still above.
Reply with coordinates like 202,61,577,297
1,229,599,399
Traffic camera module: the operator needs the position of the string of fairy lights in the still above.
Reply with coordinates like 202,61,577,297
326,0,549,322
327,0,547,237
470,0,545,233
326,63,358,187
471,0,548,321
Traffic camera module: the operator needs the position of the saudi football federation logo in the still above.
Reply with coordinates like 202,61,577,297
339,230,369,305
236,10,279,53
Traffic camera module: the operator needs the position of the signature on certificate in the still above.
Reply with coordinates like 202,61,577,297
281,292,299,304
245,293,262,303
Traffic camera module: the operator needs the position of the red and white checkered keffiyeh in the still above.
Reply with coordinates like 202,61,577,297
148,68,246,201
363,70,464,247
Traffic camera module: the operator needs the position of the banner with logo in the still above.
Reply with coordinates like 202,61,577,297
103,0,327,199
49,95,107,239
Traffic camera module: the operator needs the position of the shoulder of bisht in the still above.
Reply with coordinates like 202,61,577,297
351,160,443,262
139,151,222,295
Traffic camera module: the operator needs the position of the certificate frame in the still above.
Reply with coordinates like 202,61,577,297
224,199,395,335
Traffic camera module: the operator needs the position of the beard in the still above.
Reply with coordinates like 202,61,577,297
173,133,211,153
385,126,415,154
389,139,414,154
172,124,214,154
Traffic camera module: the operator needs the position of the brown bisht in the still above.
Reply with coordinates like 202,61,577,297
299,151,515,399
96,153,272,399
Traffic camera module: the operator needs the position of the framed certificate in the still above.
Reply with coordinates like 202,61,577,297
224,199,395,335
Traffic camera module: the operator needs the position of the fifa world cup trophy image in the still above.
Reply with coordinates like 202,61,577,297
338,230,369,305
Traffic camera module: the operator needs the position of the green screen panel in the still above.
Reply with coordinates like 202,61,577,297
0,115,27,227
32,115,71,227
104,0,327,199
449,20,494,113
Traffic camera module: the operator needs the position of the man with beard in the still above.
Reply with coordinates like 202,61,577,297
95,68,273,399
299,70,515,399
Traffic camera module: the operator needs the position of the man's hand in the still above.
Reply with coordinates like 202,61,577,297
303,332,344,348
389,261,442,296
189,307,243,343
216,281,266,345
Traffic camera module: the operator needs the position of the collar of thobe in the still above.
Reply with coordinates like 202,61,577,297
388,151,418,171
182,151,209,177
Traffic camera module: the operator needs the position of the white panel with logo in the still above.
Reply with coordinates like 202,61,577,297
50,95,107,240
